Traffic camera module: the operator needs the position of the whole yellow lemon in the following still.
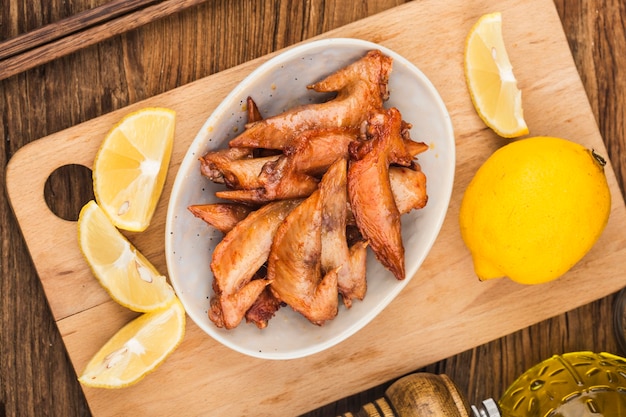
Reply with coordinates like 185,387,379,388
459,136,611,284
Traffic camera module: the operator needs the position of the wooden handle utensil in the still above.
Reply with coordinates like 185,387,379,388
342,373,470,417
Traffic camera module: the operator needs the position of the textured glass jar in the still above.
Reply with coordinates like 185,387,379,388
497,351,626,416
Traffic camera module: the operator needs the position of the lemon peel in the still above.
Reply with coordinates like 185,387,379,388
459,136,611,284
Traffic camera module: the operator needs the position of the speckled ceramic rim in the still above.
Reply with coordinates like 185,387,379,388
165,38,456,360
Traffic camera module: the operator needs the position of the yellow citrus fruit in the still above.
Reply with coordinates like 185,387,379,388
464,12,529,138
459,136,611,284
78,200,176,312
93,107,176,232
79,298,185,388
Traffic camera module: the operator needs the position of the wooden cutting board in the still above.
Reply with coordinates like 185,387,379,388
7,0,626,415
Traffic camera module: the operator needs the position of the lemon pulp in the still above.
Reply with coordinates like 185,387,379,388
93,107,176,232
79,298,185,389
78,200,176,312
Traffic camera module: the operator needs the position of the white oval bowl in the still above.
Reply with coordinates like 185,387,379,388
165,38,455,360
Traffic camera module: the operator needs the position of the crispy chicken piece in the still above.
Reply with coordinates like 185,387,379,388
268,190,339,325
395,119,429,158
319,158,368,307
348,108,413,280
215,156,319,204
188,203,253,233
199,147,254,185
257,156,320,198
245,286,283,329
202,154,279,190
404,139,429,158
242,265,284,329
199,96,264,185
213,128,357,203
246,96,263,123
389,165,428,214
229,50,392,149
286,128,357,176
344,165,428,224
209,199,301,329
350,111,414,167
346,241,368,297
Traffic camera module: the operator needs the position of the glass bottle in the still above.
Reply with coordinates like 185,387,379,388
495,351,626,416
342,352,626,417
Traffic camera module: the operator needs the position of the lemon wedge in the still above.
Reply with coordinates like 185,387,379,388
78,200,176,312
93,107,176,232
79,298,185,388
464,12,528,138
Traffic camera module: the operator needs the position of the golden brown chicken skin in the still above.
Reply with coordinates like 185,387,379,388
188,203,253,233
198,96,265,187
285,128,357,176
348,107,413,280
209,199,301,329
199,147,254,185
241,264,283,329
228,50,392,149
246,96,264,123
212,128,358,204
319,158,368,307
215,156,320,204
389,165,428,214
268,190,339,326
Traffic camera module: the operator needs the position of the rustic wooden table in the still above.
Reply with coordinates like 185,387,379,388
1,1,625,416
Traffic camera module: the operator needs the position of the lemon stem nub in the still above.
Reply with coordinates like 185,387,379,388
591,149,607,167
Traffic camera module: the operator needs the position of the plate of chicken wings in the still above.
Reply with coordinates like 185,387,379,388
165,38,455,359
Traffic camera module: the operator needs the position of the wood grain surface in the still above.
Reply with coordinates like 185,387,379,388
1,1,625,416
0,0,212,81
0,0,159,61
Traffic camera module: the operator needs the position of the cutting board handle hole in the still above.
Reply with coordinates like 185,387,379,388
44,164,95,221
